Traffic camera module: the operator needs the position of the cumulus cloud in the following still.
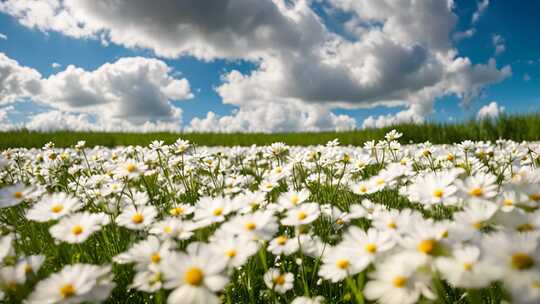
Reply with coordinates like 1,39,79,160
25,109,184,132
0,0,512,132
472,0,489,23
477,101,504,120
188,103,356,133
39,57,192,124
0,33,7,40
0,53,193,131
0,53,42,105
51,62,61,68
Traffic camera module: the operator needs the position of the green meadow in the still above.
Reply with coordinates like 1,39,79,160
1,114,540,149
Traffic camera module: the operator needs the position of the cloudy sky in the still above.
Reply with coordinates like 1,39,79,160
0,0,538,132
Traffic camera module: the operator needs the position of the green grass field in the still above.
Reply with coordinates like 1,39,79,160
1,114,540,149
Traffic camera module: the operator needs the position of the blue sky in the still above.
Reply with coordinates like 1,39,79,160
0,0,538,132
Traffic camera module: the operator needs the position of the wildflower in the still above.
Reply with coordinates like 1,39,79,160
26,264,115,304
116,205,157,230
281,203,320,226
435,246,500,288
263,268,294,294
114,236,172,270
26,192,82,222
0,183,32,208
268,234,300,256
364,253,435,304
208,236,259,268
161,249,228,304
49,212,110,244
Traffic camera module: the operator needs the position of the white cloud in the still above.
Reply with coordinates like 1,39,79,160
472,0,489,23
477,101,504,120
39,56,193,124
453,28,476,41
25,109,184,132
0,53,42,105
0,53,193,131
492,34,505,56
51,62,61,68
0,33,7,40
0,0,512,132
188,103,356,133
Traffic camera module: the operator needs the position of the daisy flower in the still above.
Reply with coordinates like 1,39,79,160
281,203,320,226
263,268,294,294
435,245,500,288
268,234,300,256
116,205,157,230
168,203,195,218
26,264,115,304
114,160,147,179
0,183,32,208
318,246,365,282
113,236,172,270
456,172,498,203
482,232,540,302
49,212,110,244
220,210,278,241
160,249,228,304
277,189,310,209
149,218,194,240
364,253,435,304
341,227,395,268
208,236,259,268
26,192,82,222
193,197,233,226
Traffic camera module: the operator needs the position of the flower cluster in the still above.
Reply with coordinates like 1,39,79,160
1,134,540,303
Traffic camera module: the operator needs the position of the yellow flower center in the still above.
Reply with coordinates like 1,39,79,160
433,189,444,198
463,263,473,271
365,243,377,253
276,236,287,245
274,275,286,285
447,154,454,161
169,207,184,216
245,222,256,230
71,225,84,235
290,195,300,205
13,191,23,199
336,259,349,269
226,249,237,257
417,239,437,255
184,267,204,286
213,208,223,216
469,187,483,197
126,163,136,173
518,223,534,232
151,253,161,263
359,185,367,193
59,283,76,298
503,199,514,206
131,213,144,224
511,253,535,270
297,211,307,220
387,221,397,229
376,178,385,186
392,276,407,288
529,193,540,202
472,221,484,230
51,204,64,213
336,218,344,225
163,226,173,234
